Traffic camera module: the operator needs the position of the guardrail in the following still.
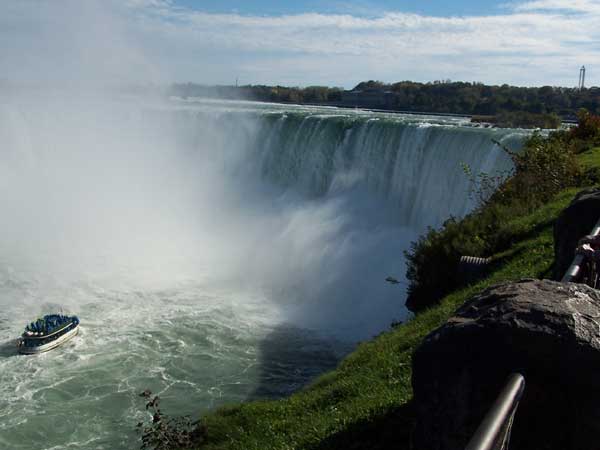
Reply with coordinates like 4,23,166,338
561,218,600,283
463,215,600,449
465,373,526,450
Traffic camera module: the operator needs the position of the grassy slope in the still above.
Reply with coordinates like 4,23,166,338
194,147,600,450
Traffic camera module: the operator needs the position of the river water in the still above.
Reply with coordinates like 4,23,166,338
0,95,528,449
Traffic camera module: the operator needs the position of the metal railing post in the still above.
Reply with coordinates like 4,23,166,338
562,218,600,283
465,373,526,450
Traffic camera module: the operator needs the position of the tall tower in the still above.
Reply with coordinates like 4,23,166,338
579,66,586,90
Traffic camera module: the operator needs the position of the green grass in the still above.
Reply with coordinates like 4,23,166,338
579,146,600,171
191,148,600,450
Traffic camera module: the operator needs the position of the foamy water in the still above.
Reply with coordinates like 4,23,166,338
0,96,527,449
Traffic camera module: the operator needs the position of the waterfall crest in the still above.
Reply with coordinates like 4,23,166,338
176,105,524,229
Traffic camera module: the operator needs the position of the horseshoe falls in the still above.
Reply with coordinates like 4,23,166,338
0,96,527,450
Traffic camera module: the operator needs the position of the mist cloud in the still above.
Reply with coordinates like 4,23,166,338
1,0,162,87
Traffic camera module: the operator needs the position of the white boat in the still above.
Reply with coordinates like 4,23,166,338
18,314,80,355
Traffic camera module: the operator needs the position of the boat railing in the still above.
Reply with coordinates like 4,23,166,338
22,326,74,347
465,373,526,450
24,319,76,340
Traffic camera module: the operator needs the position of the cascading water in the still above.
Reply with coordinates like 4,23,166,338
250,111,521,228
0,95,528,449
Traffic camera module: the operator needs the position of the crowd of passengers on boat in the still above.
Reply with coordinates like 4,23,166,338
21,314,79,348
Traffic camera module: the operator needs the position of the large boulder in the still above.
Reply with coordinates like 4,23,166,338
554,188,600,280
412,279,600,450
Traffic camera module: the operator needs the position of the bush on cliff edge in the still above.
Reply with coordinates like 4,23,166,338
405,112,599,312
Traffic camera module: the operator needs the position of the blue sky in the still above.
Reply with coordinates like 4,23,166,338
2,0,599,88
173,0,507,17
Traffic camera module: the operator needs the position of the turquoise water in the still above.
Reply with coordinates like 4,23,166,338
0,276,346,449
0,96,528,449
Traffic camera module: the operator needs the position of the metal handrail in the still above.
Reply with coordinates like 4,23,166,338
562,218,600,283
465,373,526,450
464,211,600,450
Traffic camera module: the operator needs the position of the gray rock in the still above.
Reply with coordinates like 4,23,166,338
554,188,600,280
412,279,600,450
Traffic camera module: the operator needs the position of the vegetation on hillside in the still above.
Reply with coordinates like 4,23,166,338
180,184,593,450
138,111,600,450
405,109,600,312
353,80,600,118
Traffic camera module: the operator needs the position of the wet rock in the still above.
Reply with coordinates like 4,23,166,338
139,389,152,398
554,188,600,280
412,279,600,450
146,396,160,410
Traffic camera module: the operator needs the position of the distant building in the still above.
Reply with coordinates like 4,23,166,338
341,88,395,109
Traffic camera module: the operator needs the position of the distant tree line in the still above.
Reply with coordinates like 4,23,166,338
169,83,343,104
353,80,600,118
169,80,600,127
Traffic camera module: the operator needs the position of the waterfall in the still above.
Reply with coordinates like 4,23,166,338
0,96,530,450
0,96,527,333
172,105,524,231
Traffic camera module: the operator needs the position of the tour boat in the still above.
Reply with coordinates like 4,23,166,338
18,314,80,354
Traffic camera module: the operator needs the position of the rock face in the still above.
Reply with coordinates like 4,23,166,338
554,188,600,280
412,279,600,450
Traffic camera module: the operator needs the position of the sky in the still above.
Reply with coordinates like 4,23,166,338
1,0,599,88
173,0,506,17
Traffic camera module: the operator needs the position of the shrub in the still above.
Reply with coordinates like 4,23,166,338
405,218,482,312
502,132,581,203
570,109,600,142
